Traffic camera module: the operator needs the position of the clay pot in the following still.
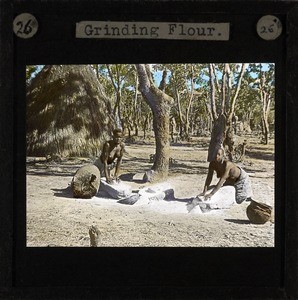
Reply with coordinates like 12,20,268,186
246,200,272,224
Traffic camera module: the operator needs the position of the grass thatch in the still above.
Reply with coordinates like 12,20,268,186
26,65,115,157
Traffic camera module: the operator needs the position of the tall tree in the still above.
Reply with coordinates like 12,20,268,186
136,64,174,182
207,63,248,161
223,63,248,159
92,64,135,131
106,64,132,129
251,63,275,144
166,64,201,140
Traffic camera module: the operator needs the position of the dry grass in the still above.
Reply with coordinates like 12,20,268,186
26,65,115,157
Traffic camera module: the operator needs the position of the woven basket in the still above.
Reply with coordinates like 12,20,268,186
246,200,272,224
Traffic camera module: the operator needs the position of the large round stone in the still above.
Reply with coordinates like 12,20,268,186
72,164,101,198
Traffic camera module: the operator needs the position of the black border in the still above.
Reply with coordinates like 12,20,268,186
1,1,297,298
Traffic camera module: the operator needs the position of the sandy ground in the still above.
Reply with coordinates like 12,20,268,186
26,137,275,247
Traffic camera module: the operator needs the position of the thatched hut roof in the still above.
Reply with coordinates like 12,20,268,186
27,65,115,157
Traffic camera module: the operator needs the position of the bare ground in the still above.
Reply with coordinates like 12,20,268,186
26,136,275,247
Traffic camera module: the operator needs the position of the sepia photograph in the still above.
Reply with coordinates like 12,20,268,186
26,63,275,247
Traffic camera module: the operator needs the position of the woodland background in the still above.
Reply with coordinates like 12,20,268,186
26,63,275,247
26,63,274,163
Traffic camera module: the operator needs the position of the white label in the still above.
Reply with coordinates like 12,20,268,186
76,21,230,41
13,13,38,38
256,15,282,41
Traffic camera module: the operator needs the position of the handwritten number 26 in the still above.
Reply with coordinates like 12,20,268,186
261,24,274,34
16,19,33,35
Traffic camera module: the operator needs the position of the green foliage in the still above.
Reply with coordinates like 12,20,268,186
27,63,275,155
26,65,39,84
93,63,274,139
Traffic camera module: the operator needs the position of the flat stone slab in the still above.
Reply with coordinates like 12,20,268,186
99,178,132,199
138,182,174,201
118,193,140,205
142,170,154,182
115,182,174,206
188,185,236,213
83,181,235,215
132,173,145,181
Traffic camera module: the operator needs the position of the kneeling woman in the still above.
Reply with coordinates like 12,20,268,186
199,147,252,204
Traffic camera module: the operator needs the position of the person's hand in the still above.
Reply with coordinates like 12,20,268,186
106,177,113,184
197,192,205,197
204,193,213,201
195,192,204,201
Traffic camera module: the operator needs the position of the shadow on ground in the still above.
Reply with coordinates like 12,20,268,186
224,219,251,224
52,186,73,198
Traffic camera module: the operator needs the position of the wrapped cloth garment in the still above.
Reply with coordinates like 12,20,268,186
234,167,253,204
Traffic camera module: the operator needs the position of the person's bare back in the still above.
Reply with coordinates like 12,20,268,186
201,148,241,200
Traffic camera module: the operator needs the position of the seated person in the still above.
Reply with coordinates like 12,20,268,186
94,128,125,184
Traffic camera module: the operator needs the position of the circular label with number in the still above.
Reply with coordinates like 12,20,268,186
256,15,282,41
13,13,38,38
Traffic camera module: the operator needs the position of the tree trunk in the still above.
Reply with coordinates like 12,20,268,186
207,64,224,162
261,89,272,145
224,63,248,160
262,109,270,144
207,113,226,162
220,64,228,113
107,65,123,128
261,118,267,144
207,64,247,162
185,65,195,140
133,73,139,137
225,64,232,113
159,70,167,92
136,64,174,181
152,109,171,174
208,64,218,122
174,85,184,140
227,63,248,121
134,123,139,137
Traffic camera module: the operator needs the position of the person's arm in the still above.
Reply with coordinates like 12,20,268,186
204,163,230,200
101,142,112,183
200,163,214,196
114,143,124,181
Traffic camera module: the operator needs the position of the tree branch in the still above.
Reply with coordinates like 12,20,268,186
208,64,218,121
229,63,248,120
159,70,167,91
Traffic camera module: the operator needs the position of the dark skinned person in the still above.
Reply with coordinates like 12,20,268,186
94,128,125,184
199,147,252,204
